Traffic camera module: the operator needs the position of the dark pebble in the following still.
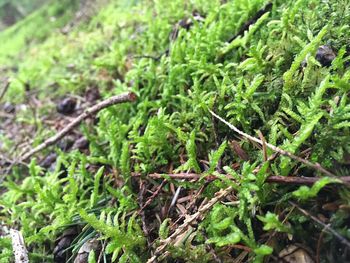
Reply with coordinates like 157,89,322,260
40,152,57,169
178,17,193,30
53,227,78,263
315,45,336,67
3,102,15,113
73,238,100,263
57,137,74,151
73,137,89,151
56,97,77,115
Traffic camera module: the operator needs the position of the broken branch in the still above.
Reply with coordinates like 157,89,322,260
19,92,136,162
290,201,350,249
133,173,350,185
209,110,335,177
227,2,273,43
0,78,10,103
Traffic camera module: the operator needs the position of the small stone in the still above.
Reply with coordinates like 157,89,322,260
57,137,74,152
3,102,15,113
40,153,57,169
73,137,89,151
74,238,100,263
56,97,77,115
315,45,336,67
53,227,78,263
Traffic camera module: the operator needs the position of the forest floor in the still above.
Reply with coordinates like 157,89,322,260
0,0,350,262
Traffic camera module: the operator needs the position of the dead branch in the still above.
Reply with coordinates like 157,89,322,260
10,229,29,263
209,110,335,177
266,175,350,185
290,201,350,249
19,92,136,162
227,2,273,43
138,180,166,216
133,173,350,185
0,78,10,103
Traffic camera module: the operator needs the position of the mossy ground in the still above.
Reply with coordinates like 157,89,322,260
0,0,350,262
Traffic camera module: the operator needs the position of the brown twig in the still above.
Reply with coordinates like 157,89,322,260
138,180,166,216
226,2,273,43
137,181,151,247
209,110,335,177
170,184,207,229
257,130,268,162
0,78,10,103
97,240,107,263
230,244,253,252
266,175,349,185
289,201,350,249
19,92,136,162
134,173,350,185
316,227,326,263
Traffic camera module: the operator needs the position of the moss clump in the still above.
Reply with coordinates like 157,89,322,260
0,0,350,262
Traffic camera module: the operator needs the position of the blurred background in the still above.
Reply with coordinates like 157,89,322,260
0,0,47,30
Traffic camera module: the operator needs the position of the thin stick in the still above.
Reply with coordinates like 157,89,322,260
266,175,349,185
209,110,335,177
290,201,350,249
226,2,273,43
257,130,268,162
19,92,136,162
0,78,10,102
316,228,326,263
136,173,350,185
138,180,166,216
10,229,29,263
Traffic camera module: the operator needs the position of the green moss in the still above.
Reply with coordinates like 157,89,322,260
1,0,350,262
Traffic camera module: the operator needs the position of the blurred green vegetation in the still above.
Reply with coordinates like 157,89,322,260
0,0,80,64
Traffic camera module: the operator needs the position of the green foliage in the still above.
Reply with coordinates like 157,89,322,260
293,177,341,200
207,141,227,174
283,26,328,91
88,250,96,263
0,237,12,262
1,0,350,261
79,210,146,262
257,212,290,232
0,0,80,64
159,218,171,239
90,166,105,208
168,241,213,263
220,11,270,55
175,130,202,173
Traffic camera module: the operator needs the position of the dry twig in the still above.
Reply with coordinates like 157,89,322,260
209,110,335,177
290,201,350,249
133,173,350,185
0,78,10,103
138,180,167,216
226,2,273,43
19,92,136,162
